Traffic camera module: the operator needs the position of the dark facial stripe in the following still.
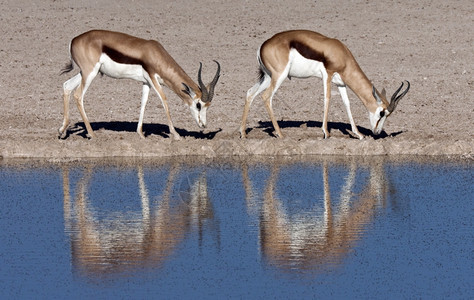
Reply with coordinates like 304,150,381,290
289,41,326,65
103,46,143,66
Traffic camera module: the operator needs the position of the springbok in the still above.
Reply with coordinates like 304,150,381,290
244,158,387,272
59,30,221,140
240,30,410,139
63,163,218,277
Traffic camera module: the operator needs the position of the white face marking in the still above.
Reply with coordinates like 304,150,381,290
189,99,208,128
99,53,147,82
369,107,388,135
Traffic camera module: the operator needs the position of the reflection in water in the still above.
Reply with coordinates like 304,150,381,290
62,163,218,278
2,157,469,298
248,159,388,273
62,158,389,278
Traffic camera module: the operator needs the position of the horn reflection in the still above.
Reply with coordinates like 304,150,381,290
62,163,218,278
247,158,388,273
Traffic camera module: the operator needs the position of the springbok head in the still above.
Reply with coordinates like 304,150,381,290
184,61,221,128
370,80,410,135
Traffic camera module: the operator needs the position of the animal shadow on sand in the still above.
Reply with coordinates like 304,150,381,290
62,121,222,140
253,120,403,140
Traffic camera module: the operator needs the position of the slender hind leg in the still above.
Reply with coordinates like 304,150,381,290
240,75,271,138
59,73,81,138
262,73,287,138
74,67,100,138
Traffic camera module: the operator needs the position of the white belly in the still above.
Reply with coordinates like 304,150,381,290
287,49,345,86
99,53,148,83
288,48,325,78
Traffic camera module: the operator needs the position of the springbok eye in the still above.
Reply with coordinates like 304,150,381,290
196,102,201,111
379,110,385,118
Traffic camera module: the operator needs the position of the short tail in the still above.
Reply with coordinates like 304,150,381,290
257,47,271,84
60,60,74,75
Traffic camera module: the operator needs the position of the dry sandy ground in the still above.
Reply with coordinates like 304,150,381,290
0,0,472,160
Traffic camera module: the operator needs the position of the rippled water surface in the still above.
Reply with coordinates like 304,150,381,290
0,157,472,299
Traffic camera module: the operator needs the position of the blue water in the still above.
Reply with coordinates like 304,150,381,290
0,157,472,299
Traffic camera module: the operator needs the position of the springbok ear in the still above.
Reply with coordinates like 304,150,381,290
372,85,383,104
381,88,387,98
182,83,196,98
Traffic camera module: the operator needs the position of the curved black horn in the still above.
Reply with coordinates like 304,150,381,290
206,60,221,103
197,62,209,101
197,61,221,103
388,80,410,113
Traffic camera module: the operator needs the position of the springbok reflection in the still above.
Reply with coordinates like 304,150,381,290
62,163,218,278
249,159,388,273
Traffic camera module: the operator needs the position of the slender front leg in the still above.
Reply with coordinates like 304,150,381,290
161,97,181,140
137,83,151,138
338,85,364,139
151,80,181,140
321,74,331,139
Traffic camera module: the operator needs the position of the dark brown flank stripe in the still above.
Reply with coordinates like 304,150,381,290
102,45,143,66
289,40,326,66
